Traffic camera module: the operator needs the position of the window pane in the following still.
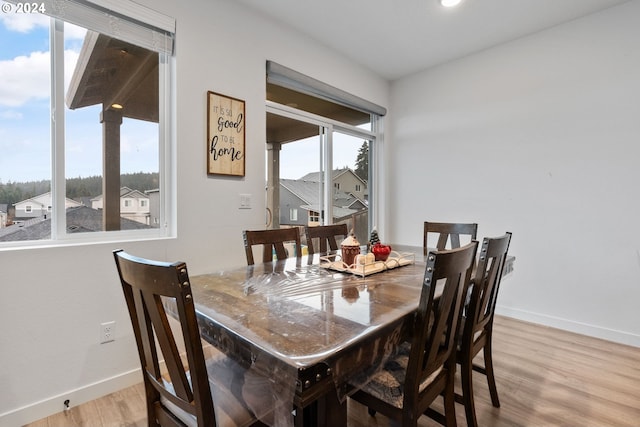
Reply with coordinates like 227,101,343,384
0,11,51,241
333,133,369,242
65,23,159,232
269,112,322,229
1,1,171,246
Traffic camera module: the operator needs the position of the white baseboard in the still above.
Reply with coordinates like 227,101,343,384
496,306,640,348
0,369,142,427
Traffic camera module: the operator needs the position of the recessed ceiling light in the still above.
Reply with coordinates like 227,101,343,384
440,0,462,7
111,103,123,110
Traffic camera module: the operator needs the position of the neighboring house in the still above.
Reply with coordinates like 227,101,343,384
0,205,152,241
13,192,83,221
0,204,7,228
91,186,151,226
145,189,161,227
280,173,367,227
299,167,368,202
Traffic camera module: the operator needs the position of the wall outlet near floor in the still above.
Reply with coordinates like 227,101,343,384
100,321,116,344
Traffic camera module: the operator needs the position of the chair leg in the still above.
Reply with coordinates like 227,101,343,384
443,372,458,427
483,340,500,408
460,357,478,427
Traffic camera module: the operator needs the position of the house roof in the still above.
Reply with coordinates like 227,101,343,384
299,167,366,185
280,179,317,205
91,186,148,201
300,168,367,187
66,31,159,123
299,204,356,219
13,192,83,208
280,178,363,220
0,206,152,241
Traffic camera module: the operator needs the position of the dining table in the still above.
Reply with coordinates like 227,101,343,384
187,249,428,427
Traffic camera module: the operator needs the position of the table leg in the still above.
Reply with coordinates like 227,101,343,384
298,388,346,427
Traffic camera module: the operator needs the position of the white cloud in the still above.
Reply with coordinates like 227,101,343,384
0,50,50,106
0,48,80,107
0,51,49,106
0,4,86,39
0,4,49,32
0,109,23,119
64,48,80,89
65,22,87,40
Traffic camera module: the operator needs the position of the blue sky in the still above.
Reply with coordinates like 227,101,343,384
0,3,159,185
279,133,367,180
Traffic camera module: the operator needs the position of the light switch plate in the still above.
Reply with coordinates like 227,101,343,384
239,194,251,209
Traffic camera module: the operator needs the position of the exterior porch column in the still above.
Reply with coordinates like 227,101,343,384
101,108,122,231
266,141,281,229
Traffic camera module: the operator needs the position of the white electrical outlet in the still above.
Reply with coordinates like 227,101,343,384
100,321,116,344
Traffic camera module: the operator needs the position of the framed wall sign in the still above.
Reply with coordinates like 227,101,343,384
207,91,245,176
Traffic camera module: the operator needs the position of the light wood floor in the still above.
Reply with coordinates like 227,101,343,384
25,316,640,427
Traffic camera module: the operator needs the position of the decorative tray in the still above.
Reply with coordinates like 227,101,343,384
319,251,415,277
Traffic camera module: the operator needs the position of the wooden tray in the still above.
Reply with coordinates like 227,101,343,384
320,251,415,277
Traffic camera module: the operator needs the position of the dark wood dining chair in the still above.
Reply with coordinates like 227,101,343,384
349,241,478,427
113,250,266,427
304,223,348,255
423,221,478,255
243,228,302,265
456,232,512,427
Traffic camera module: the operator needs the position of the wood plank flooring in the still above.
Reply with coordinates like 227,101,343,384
25,315,640,427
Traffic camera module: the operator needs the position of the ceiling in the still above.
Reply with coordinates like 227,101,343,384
237,0,629,80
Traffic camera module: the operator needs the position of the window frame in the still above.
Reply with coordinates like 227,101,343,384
265,100,380,230
0,0,176,249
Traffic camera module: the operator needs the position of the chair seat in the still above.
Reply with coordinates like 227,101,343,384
355,342,443,409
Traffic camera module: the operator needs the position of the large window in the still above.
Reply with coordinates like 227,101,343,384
0,0,175,246
265,62,384,244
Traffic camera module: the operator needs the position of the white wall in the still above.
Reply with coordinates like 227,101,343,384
388,1,640,347
0,0,388,424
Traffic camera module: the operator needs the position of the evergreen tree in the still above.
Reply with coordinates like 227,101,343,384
354,141,369,181
0,172,159,205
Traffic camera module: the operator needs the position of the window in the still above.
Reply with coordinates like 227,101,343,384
0,0,175,246
355,184,361,192
25,206,32,213
140,199,148,208
124,200,132,208
265,61,384,242
289,208,298,221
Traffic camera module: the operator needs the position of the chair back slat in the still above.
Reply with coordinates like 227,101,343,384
406,241,478,401
468,232,512,338
305,223,348,255
424,221,478,255
243,228,302,265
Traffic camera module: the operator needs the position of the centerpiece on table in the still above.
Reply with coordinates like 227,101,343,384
340,231,361,267
368,228,392,261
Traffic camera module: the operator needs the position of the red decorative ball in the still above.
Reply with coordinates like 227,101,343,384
371,243,392,261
